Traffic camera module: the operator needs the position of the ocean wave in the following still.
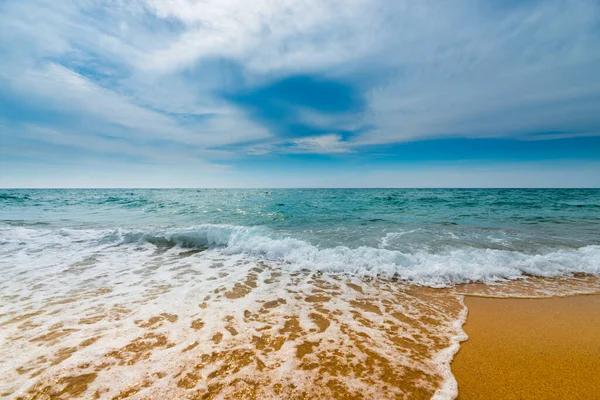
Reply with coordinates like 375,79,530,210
99,196,152,208
0,192,31,201
2,224,599,287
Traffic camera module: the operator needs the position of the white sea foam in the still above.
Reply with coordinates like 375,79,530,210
1,224,599,399
1,224,599,287
0,224,469,399
432,297,469,400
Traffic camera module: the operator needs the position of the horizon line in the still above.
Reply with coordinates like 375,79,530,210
2,187,599,190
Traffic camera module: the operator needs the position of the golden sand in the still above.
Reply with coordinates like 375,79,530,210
452,295,600,400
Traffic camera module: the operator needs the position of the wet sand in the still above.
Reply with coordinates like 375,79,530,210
452,295,600,400
0,261,467,399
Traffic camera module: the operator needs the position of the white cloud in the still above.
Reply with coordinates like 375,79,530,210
290,134,350,154
241,134,351,155
137,0,600,146
6,63,190,139
140,0,382,74
1,0,599,178
0,0,271,160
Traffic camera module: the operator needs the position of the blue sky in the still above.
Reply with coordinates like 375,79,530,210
1,0,599,187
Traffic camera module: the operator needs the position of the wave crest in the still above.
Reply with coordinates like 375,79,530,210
2,224,599,286
97,225,600,285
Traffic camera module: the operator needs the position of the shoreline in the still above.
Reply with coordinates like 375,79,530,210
451,294,600,399
2,265,599,398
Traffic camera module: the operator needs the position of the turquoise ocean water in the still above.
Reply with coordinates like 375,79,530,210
2,188,599,285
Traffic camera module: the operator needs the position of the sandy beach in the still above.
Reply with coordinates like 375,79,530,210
2,264,600,398
452,294,600,399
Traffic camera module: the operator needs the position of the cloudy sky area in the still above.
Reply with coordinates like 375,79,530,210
1,0,599,187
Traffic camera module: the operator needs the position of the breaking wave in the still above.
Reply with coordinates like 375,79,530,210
2,224,599,287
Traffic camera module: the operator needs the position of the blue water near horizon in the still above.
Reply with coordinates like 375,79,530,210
1,188,599,285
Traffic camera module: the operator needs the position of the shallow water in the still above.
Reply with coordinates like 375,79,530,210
1,189,599,399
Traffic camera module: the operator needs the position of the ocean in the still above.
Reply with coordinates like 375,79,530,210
1,189,599,399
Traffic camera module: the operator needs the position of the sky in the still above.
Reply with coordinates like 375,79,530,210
1,0,599,188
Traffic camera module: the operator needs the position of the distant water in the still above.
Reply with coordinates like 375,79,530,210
1,189,599,399
2,189,599,285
